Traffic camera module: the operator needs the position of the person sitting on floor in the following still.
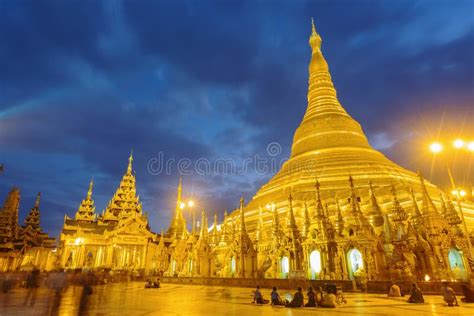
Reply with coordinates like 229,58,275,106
441,282,458,307
286,287,304,308
321,293,337,308
271,287,287,306
305,287,316,307
153,278,161,288
388,281,401,297
315,286,324,306
253,285,269,304
461,284,474,303
407,283,424,303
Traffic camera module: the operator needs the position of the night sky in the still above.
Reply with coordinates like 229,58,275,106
1,0,473,237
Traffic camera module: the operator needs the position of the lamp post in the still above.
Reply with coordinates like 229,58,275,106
429,139,473,258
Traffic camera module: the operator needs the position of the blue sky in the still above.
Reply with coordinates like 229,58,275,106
0,0,473,237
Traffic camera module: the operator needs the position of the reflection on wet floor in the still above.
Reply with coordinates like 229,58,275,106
1,282,474,315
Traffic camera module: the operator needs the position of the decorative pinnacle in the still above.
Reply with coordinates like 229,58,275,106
35,192,41,208
127,150,133,174
309,17,322,50
87,178,94,198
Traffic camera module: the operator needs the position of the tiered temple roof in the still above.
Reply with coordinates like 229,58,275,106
101,152,143,222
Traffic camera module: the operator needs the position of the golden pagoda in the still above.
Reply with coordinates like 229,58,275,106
0,189,56,272
181,19,473,282
60,153,157,271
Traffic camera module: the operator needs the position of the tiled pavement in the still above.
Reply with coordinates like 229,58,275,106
1,282,474,315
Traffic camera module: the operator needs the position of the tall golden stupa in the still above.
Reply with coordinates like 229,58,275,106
243,20,444,227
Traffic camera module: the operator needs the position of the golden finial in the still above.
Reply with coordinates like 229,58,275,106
35,192,41,208
309,17,322,50
87,178,94,198
127,150,133,174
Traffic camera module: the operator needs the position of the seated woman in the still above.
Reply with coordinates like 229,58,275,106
461,284,474,303
407,283,424,303
315,286,324,306
321,293,337,308
388,282,401,297
441,282,458,307
305,287,316,307
145,279,153,288
253,285,269,304
271,287,287,306
286,287,304,308
153,278,161,288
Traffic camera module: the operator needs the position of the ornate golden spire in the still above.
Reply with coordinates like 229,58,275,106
102,153,143,222
34,192,41,208
127,150,133,175
367,181,384,228
167,176,187,238
418,172,438,215
76,179,96,222
302,199,310,238
240,195,246,233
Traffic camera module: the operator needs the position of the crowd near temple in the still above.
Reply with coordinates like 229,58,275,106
1,21,473,288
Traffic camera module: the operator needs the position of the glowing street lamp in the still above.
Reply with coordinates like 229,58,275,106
429,142,443,153
468,141,474,152
179,202,186,210
188,200,194,208
451,188,466,199
453,139,464,149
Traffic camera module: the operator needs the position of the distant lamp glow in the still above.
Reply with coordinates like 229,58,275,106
424,274,430,282
265,204,270,210
429,142,443,153
453,139,464,149
179,202,185,209
188,200,194,207
468,141,474,152
452,189,466,198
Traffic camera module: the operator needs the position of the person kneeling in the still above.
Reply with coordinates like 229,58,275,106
407,283,424,303
286,287,304,308
441,282,458,307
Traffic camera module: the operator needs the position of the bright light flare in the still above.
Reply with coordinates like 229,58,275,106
188,200,194,207
424,274,430,282
453,139,464,149
468,141,474,152
429,142,443,153
179,202,185,209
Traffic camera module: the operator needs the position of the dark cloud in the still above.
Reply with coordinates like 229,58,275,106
0,0,473,236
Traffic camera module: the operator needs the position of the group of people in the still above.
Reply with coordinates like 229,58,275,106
253,285,338,308
145,278,161,288
388,281,474,306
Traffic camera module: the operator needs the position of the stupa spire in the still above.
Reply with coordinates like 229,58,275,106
167,176,187,238
240,195,246,233
127,150,133,175
367,181,384,227
302,199,310,238
334,194,344,235
75,178,96,222
290,19,370,158
24,192,41,230
102,154,142,222
418,172,438,215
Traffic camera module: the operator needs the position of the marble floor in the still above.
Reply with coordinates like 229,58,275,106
1,282,474,315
